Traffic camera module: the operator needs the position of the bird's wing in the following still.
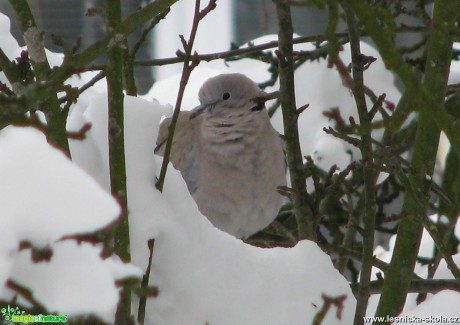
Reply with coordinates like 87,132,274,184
155,111,200,194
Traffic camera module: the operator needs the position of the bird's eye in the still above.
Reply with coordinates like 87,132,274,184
222,92,230,100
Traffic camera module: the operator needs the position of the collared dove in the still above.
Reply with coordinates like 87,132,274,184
155,73,286,239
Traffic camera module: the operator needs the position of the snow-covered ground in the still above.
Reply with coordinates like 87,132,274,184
0,9,459,325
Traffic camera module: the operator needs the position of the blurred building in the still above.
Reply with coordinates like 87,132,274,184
0,0,334,93
0,1,427,94
0,0,155,93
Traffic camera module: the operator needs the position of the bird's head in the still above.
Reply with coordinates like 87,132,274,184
190,73,265,119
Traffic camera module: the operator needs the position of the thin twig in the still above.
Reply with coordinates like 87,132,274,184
334,187,359,273
363,0,457,317
325,244,423,281
105,1,131,324
274,0,316,240
350,278,460,295
339,2,377,323
134,34,348,66
312,294,347,325
9,0,70,153
66,122,92,140
6,280,48,314
131,7,171,58
138,239,155,325
58,70,106,104
155,0,217,187
12,0,179,117
0,48,24,94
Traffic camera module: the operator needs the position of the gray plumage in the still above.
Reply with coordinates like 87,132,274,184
155,73,286,239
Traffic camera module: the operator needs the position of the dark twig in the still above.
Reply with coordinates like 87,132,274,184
105,1,131,324
131,8,171,59
339,2,377,323
252,90,279,105
6,280,48,314
335,187,360,274
9,0,70,153
58,70,106,104
12,0,179,119
137,239,155,325
312,294,347,325
156,0,217,192
274,0,316,240
365,0,457,318
325,244,423,281
66,123,92,140
350,279,460,295
0,48,24,94
296,104,309,117
134,34,348,66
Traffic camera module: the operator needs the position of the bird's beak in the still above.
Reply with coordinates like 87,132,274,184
190,104,211,119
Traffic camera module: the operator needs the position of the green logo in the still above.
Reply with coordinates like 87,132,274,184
1,305,24,322
1,305,67,323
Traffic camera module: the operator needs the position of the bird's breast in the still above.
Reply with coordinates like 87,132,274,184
200,114,263,155
193,127,286,238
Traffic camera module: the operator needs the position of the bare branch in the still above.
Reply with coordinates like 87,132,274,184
134,34,348,66
156,0,217,191
131,7,171,58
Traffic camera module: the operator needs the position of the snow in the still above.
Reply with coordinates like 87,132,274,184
399,290,460,321
144,67,221,110
153,0,233,80
0,127,120,245
367,216,460,318
269,39,400,173
448,43,460,85
311,136,352,172
0,12,105,97
0,13,143,316
7,241,141,322
67,92,355,324
398,254,460,321
1,7,459,325
0,12,21,60
0,127,141,322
